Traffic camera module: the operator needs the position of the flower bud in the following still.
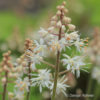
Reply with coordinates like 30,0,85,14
16,66,23,72
56,10,61,16
63,16,71,23
64,8,69,13
22,61,27,67
2,77,6,84
8,92,14,98
13,73,19,78
62,1,66,6
62,25,66,32
57,5,61,10
56,21,62,28
16,58,21,64
51,15,57,21
3,65,9,71
51,21,56,26
68,24,76,31
11,67,16,72
60,5,65,10
8,72,13,78
48,27,54,33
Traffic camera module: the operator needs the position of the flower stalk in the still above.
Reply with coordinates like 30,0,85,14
26,61,31,100
52,11,63,100
2,72,8,100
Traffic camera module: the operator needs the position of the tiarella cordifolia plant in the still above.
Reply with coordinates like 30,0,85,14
0,51,20,100
13,1,88,100
0,1,89,100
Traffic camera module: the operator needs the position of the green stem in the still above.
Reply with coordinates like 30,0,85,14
93,83,100,100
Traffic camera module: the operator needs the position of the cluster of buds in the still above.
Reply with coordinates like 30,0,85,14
50,1,75,34
0,51,21,100
0,51,18,84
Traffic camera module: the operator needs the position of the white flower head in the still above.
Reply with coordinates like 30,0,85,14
69,31,79,40
59,38,69,51
15,77,30,92
30,54,43,70
50,76,69,96
34,38,47,56
74,38,84,52
14,89,25,100
48,38,60,53
38,27,48,37
62,54,86,77
31,69,52,92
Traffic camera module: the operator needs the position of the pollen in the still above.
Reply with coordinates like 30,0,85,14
66,37,71,40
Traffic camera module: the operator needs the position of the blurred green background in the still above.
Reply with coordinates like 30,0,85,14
0,0,100,100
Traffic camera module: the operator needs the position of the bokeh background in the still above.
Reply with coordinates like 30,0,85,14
0,0,100,100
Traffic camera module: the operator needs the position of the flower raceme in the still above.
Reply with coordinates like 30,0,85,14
2,1,89,100
23,1,88,98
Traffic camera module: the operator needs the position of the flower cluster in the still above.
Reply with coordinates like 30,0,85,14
0,51,21,100
18,1,87,98
0,1,88,100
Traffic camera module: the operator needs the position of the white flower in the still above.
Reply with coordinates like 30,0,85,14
48,39,60,53
34,38,47,56
69,31,79,40
15,77,30,92
14,89,24,100
31,69,52,92
74,38,84,52
38,27,48,37
62,54,86,77
65,33,73,43
50,76,69,96
48,27,54,33
30,54,43,70
92,67,100,83
59,38,69,51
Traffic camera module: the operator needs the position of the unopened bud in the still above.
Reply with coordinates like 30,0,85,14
64,8,69,13
16,58,21,64
51,21,56,26
22,61,27,67
17,66,23,72
48,27,54,33
2,77,6,84
62,1,66,6
68,24,76,31
51,15,58,21
57,5,61,10
8,72,13,78
56,10,61,16
3,65,9,71
62,25,66,32
60,5,65,10
8,92,14,98
63,16,71,23
13,73,18,78
56,21,62,28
